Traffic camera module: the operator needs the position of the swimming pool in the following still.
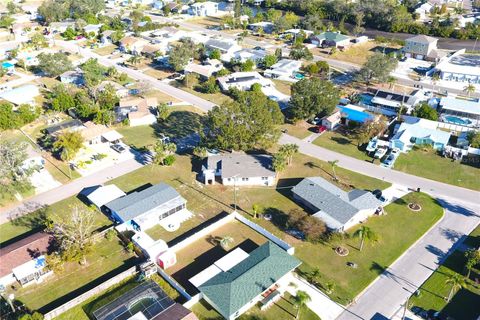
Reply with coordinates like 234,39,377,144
2,62,14,69
359,93,374,106
444,115,472,126
294,73,305,80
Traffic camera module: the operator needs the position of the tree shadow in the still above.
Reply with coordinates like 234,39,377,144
153,111,206,140
425,244,446,263
435,198,479,218
441,288,480,319
263,207,289,231
331,136,353,145
302,161,335,179
439,227,464,244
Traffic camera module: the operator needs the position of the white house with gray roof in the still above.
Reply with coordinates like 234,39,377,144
292,177,382,232
104,183,188,231
202,154,276,186
205,39,241,62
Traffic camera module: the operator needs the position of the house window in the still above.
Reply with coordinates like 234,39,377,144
242,177,249,181
261,177,268,181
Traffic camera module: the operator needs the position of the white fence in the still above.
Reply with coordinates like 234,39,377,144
43,266,137,320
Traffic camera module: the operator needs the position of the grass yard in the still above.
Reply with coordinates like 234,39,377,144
143,68,174,80
172,80,233,106
192,293,320,320
145,89,181,104
280,120,314,140
409,249,480,319
272,79,292,95
288,192,444,305
117,107,206,149
0,195,111,245
395,148,480,191
93,45,118,56
9,237,138,312
313,130,372,162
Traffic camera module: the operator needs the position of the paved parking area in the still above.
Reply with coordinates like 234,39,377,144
74,143,137,176
393,58,432,80
29,169,62,194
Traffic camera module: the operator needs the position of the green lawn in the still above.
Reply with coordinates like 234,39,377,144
313,130,372,162
93,44,118,56
312,130,480,191
291,193,444,305
280,120,313,140
395,148,480,191
172,80,233,106
0,196,111,245
10,237,137,312
192,293,320,320
409,250,480,319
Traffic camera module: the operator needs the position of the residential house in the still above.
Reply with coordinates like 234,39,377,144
96,80,129,98
321,108,342,130
150,26,186,43
217,72,273,91
434,49,480,84
292,177,383,232
438,97,480,126
248,21,275,34
103,183,188,231
119,36,149,55
339,104,376,125
80,121,123,145
415,2,433,20
233,48,267,65
191,242,301,320
59,70,85,86
189,1,219,16
100,30,115,45
83,24,102,36
263,59,302,81
370,89,427,114
205,38,241,62
0,232,53,287
390,118,451,152
310,31,351,48
0,84,40,106
202,154,276,186
117,96,158,126
184,59,223,79
282,29,314,38
403,35,441,61
49,21,75,33
92,281,198,320
44,119,84,136
83,184,126,208
141,43,164,58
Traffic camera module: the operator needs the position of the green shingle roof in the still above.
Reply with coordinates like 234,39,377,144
314,31,350,42
198,241,301,318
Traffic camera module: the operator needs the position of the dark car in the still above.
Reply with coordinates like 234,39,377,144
286,229,305,240
111,144,126,153
411,306,428,319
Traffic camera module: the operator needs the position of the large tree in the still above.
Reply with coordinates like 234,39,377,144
0,141,33,201
204,91,283,151
289,78,340,120
168,38,197,72
53,131,84,161
80,58,107,87
50,85,75,112
37,52,73,77
414,102,439,121
47,206,97,265
357,52,398,84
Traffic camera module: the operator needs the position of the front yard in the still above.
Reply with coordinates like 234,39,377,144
313,130,372,162
287,192,443,305
280,120,314,140
409,225,480,320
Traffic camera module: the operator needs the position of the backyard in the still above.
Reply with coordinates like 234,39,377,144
409,225,480,319
192,293,320,320
9,237,138,313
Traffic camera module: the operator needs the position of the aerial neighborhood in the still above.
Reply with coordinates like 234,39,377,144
0,0,479,320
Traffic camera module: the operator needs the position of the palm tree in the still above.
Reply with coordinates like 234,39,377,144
328,160,339,181
128,55,142,67
252,204,260,219
445,273,467,302
464,249,480,278
279,143,299,165
219,236,234,250
463,84,475,97
325,281,335,294
353,226,377,251
387,76,396,90
293,291,311,319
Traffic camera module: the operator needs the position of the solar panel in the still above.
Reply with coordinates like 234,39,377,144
92,281,175,320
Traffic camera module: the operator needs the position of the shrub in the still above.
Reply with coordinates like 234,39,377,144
150,274,180,300
126,241,135,253
163,155,176,166
105,228,116,241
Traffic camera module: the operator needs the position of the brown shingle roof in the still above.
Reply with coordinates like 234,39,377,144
0,232,53,277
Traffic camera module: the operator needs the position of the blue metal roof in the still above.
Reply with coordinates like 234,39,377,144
340,106,374,123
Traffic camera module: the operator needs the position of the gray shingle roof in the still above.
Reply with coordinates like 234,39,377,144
292,177,382,229
198,241,301,318
205,39,235,52
104,183,184,222
205,154,276,179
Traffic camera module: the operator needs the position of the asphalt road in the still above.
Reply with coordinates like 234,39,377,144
0,157,145,224
56,41,216,112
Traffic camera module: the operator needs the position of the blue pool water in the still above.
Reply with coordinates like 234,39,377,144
2,62,14,69
294,73,305,80
444,116,472,126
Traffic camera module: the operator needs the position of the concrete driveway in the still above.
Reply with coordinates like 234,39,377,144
29,169,61,194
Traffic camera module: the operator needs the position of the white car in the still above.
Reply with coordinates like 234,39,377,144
374,146,388,159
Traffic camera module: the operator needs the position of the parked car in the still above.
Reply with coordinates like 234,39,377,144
381,148,400,168
313,125,327,133
308,117,321,125
372,189,388,204
374,146,388,159
286,229,305,240
111,144,126,153
158,133,170,144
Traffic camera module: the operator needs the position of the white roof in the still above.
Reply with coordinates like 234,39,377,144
87,185,126,207
436,50,480,76
440,97,480,116
12,255,46,280
269,59,302,73
102,130,124,142
0,84,40,105
189,248,249,287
